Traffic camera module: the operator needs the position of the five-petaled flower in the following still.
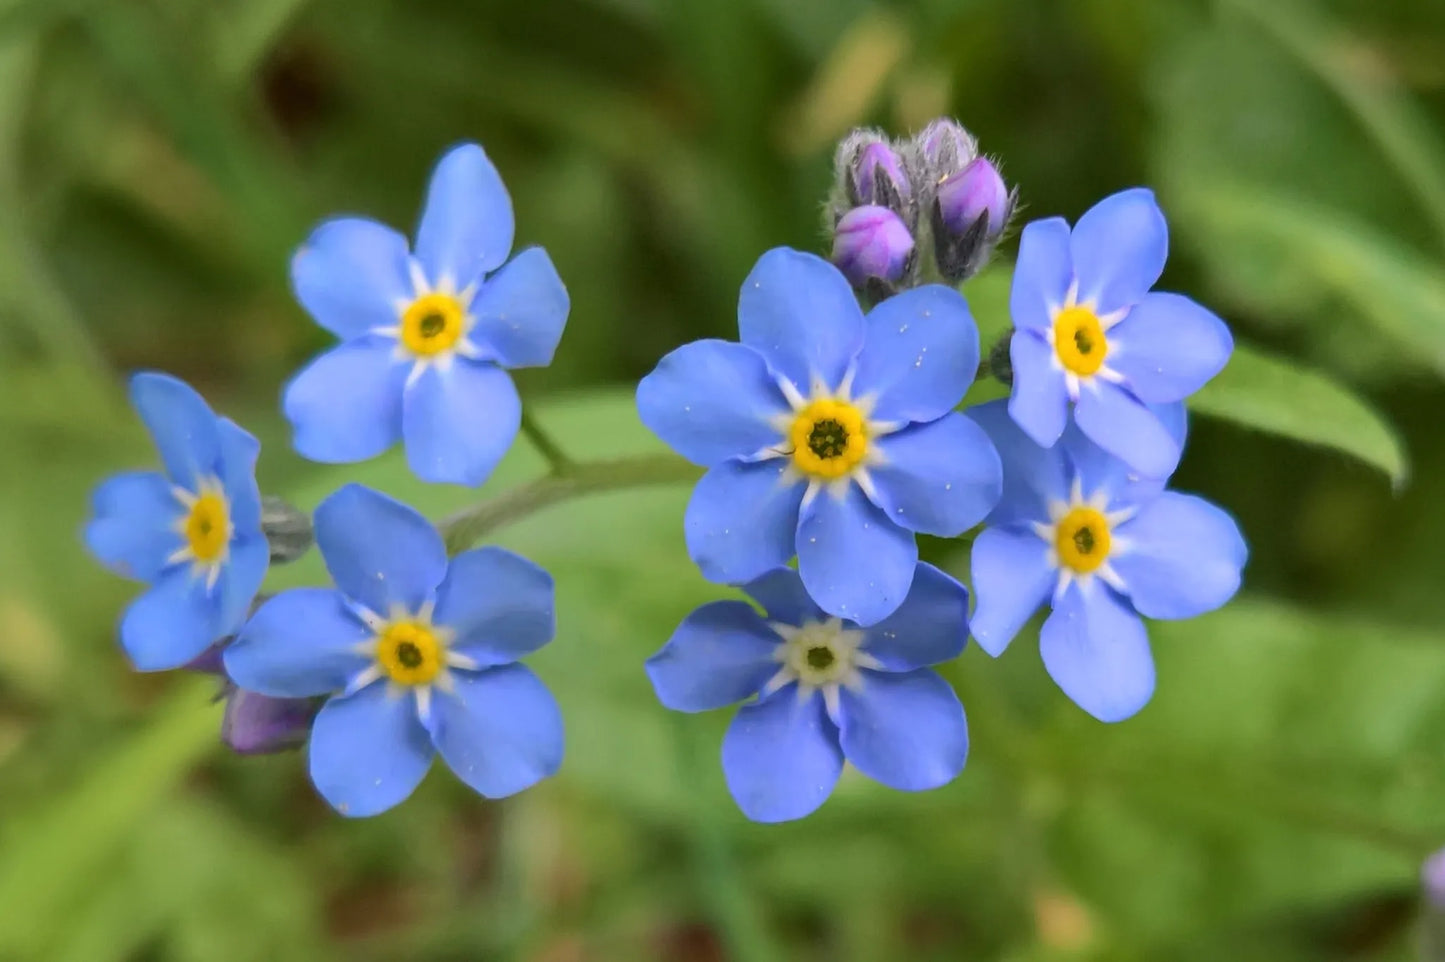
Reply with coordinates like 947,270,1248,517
966,400,1246,722
84,372,269,671
646,564,970,822
1007,188,1232,478
284,143,570,487
223,484,563,816
636,247,1002,626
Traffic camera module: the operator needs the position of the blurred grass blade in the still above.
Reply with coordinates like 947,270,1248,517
1176,179,1445,379
0,680,220,960
1193,344,1407,488
1220,0,1445,252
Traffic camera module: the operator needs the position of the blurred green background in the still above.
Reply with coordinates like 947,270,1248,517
4,0,1445,958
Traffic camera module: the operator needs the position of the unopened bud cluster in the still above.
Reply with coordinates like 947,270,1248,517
828,118,1015,298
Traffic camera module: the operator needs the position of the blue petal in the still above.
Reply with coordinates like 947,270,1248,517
838,669,967,790
1070,188,1168,315
431,664,563,799
969,527,1054,657
466,247,569,369
120,567,221,671
290,217,412,339
308,684,434,817
742,567,824,627
637,340,790,466
402,360,521,486
85,471,181,582
284,337,407,464
852,285,979,423
1059,413,1181,508
225,588,371,697
684,459,803,584
217,418,263,535
646,601,780,712
860,563,969,670
413,143,515,289
796,484,917,626
1040,585,1155,722
215,533,269,636
867,413,1002,537
314,484,448,615
722,687,843,822
1074,381,1181,479
1007,331,1069,448
434,547,555,667
1010,216,1073,332
736,247,864,391
1112,493,1247,620
965,399,1069,528
130,372,222,490
1107,292,1232,402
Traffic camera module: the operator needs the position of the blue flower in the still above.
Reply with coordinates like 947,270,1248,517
84,372,268,671
223,484,562,816
966,400,1247,722
636,247,1002,626
1007,188,1233,478
646,564,970,822
284,143,570,486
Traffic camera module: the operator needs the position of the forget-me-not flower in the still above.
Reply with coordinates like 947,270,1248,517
967,400,1246,722
636,247,1002,626
84,372,268,671
646,563,970,822
285,143,569,486
1008,188,1232,478
224,484,563,816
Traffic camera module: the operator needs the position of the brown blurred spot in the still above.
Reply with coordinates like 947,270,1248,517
655,920,725,962
259,36,341,144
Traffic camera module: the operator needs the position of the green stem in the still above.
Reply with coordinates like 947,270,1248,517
519,408,577,475
439,452,701,554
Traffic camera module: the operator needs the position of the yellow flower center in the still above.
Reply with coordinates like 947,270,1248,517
1052,305,1107,376
184,492,231,563
375,621,445,686
400,293,466,357
789,399,868,480
1055,506,1112,574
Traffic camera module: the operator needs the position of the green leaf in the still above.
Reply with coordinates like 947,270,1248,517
1193,344,1408,487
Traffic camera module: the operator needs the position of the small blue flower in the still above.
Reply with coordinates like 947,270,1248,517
84,372,268,671
636,247,1002,626
223,484,562,816
284,143,570,486
966,400,1247,722
1007,188,1233,478
646,564,970,822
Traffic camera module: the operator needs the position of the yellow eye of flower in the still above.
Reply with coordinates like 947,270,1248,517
375,621,445,686
1052,305,1107,376
1055,506,1111,574
401,293,466,357
184,492,231,563
789,399,868,479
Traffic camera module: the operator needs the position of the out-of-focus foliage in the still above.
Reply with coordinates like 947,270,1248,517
2,0,1445,959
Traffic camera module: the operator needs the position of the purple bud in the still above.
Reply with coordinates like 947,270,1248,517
183,640,228,676
831,205,914,289
937,157,1010,239
1425,849,1445,909
915,118,977,176
851,141,910,208
222,688,318,755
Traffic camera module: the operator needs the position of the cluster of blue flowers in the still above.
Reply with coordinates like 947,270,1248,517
84,120,1246,824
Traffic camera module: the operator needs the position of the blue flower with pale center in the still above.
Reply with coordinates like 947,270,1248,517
284,143,570,487
966,400,1246,722
636,247,1002,626
1008,188,1233,478
647,564,970,822
84,372,268,671
223,484,563,817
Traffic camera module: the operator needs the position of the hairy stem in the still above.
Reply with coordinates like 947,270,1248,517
438,452,701,554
